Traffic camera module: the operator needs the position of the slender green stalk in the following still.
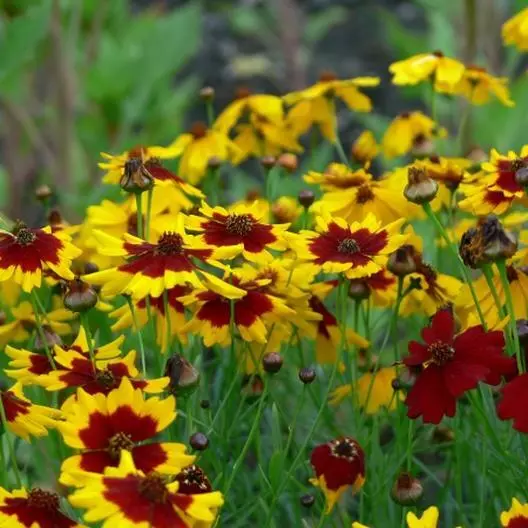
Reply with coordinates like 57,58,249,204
135,193,144,239
80,311,96,371
481,264,505,319
315,506,327,528
30,291,56,369
145,187,153,241
163,289,172,354
405,418,414,472
127,297,147,376
0,396,22,487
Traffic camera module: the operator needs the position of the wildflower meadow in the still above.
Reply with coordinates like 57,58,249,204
1,1,528,527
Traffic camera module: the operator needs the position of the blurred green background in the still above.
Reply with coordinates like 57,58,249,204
0,0,526,222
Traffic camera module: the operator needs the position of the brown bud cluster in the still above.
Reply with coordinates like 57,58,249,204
404,165,439,204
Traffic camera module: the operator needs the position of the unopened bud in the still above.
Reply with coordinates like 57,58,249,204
35,184,53,202
63,278,98,313
262,352,283,374
466,145,487,164
48,209,63,227
515,167,528,187
200,399,211,409
35,325,62,352
120,158,154,194
298,189,315,209
348,280,370,300
432,424,455,443
300,494,315,508
260,156,276,170
480,215,517,261
411,135,435,158
391,473,423,506
387,245,418,277
404,165,438,204
208,156,222,169
277,153,298,173
165,355,200,397
199,86,215,101
298,366,316,384
189,432,209,451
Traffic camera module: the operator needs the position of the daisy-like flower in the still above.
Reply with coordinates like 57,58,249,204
455,65,514,107
0,301,75,349
389,51,465,93
165,122,240,184
59,379,194,486
5,326,124,385
292,212,407,279
0,222,81,292
363,270,397,307
186,201,289,263
1,383,62,440
329,366,401,413
382,111,446,159
110,286,189,353
500,498,528,526
84,215,243,300
68,450,223,528
497,373,528,434
351,130,379,165
0,487,83,528
502,7,528,51
310,436,365,513
284,72,380,142
305,164,371,192
419,155,473,191
404,309,515,424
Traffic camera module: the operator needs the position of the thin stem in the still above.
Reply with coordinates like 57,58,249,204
163,289,172,355
135,193,144,239
30,291,56,369
315,506,327,528
80,312,96,371
127,297,147,376
405,419,414,471
145,188,153,241
0,395,23,487
481,264,505,319
329,98,349,167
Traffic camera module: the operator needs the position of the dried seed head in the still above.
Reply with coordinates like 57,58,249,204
164,355,200,397
515,166,528,187
35,184,53,202
404,165,439,204
298,366,316,384
387,245,418,277
391,472,423,506
480,215,517,261
120,158,154,194
298,189,315,208
63,277,98,313
189,432,209,451
262,352,283,374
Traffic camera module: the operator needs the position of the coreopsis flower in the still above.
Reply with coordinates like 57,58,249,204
455,66,514,107
406,506,440,527
363,269,397,307
165,122,239,184
304,163,371,192
498,373,528,433
292,212,406,279
5,326,124,385
1,383,62,440
351,130,379,165
230,190,271,222
419,155,472,191
0,487,83,527
330,366,402,413
310,437,365,513
0,300,74,349
84,215,243,300
186,201,289,263
110,286,189,353
59,379,194,485
68,450,224,527
180,269,296,347
271,196,303,224
382,111,446,159
389,51,465,93
284,72,380,142
0,223,81,292
502,7,528,51
500,498,528,526
404,309,515,423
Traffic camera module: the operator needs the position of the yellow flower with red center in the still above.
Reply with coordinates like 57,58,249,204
284,72,380,142
455,65,514,107
166,122,240,184
110,286,189,353
419,155,472,191
0,301,75,349
502,7,528,51
292,212,407,279
58,378,194,486
304,164,371,192
186,201,289,264
5,326,124,385
351,130,379,165
0,487,84,528
382,111,446,159
1,383,62,440
0,223,81,292
84,215,243,300
330,366,402,413
68,450,223,528
389,51,465,93
501,498,528,526
310,436,365,513
362,269,398,307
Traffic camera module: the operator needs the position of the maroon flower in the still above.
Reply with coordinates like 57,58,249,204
497,373,528,433
404,309,514,424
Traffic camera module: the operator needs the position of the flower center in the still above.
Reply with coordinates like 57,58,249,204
225,214,254,236
338,238,360,254
95,369,117,389
507,265,519,283
15,227,36,246
108,432,134,459
356,184,375,204
432,50,444,58
175,465,212,494
428,341,455,366
27,488,60,511
330,438,358,461
138,474,168,504
510,158,527,172
190,122,208,139
156,232,184,255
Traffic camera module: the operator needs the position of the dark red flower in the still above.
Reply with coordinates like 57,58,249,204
404,309,514,424
497,373,528,433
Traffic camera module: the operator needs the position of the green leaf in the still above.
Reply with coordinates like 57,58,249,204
229,6,266,36
304,6,348,44
379,9,427,59
270,403,283,451
268,451,283,490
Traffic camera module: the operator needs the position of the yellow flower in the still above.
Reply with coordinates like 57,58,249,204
351,130,379,165
502,7,528,51
389,51,465,93
455,65,514,107
330,366,402,413
271,196,303,224
406,506,439,528
382,112,446,159
501,497,528,526
305,164,371,192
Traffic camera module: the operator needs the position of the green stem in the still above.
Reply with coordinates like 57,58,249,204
127,297,147,376
30,291,56,369
329,98,350,167
481,264,505,319
135,193,144,239
0,395,22,487
315,506,327,528
379,276,404,357
163,289,172,355
145,188,153,241
80,311,96,371
405,419,414,471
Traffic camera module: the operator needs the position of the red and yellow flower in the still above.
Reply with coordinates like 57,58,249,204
498,373,528,434
310,436,365,512
304,164,370,192
68,450,223,527
500,498,528,526
59,378,194,486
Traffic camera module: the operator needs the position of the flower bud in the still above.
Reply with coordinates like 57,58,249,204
35,184,53,202
480,215,517,261
432,424,455,443
189,432,209,451
120,158,154,194
516,319,528,347
165,355,200,397
63,278,98,313
200,399,210,409
241,374,264,400
466,145,487,164
262,352,283,374
348,279,370,300
48,209,63,228
207,156,222,169
391,472,423,506
404,165,438,204
459,227,485,269
277,153,298,173
299,366,316,384
300,494,315,508
298,189,315,209
515,167,528,187
260,156,276,170
35,325,62,352
411,135,434,158
199,86,215,101
387,245,417,277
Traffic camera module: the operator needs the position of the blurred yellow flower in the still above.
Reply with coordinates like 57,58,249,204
455,66,514,107
502,7,528,51
351,130,379,165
